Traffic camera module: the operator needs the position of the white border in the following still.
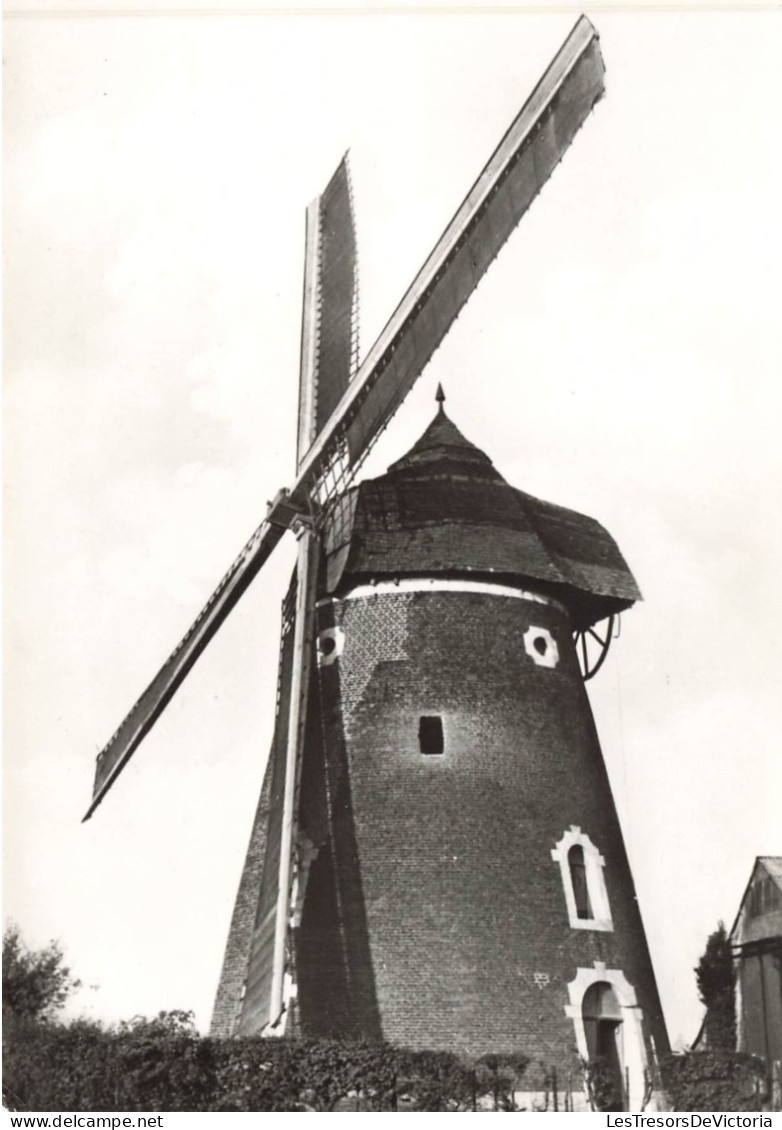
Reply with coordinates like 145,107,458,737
318,576,566,612
565,962,649,1112
551,825,613,932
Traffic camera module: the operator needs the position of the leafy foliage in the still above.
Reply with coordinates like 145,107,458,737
661,1049,767,1112
208,1038,522,1112
2,932,537,1111
695,922,736,1050
4,1026,534,1112
4,1010,218,1112
583,1055,623,1111
3,924,80,1023
0,930,549,1112
473,1052,531,1111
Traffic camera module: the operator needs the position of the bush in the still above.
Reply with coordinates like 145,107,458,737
661,1049,767,1112
209,1037,494,1112
1,926,539,1112
583,1056,624,1112
695,923,736,1051
2,925,79,1023
4,1023,535,1112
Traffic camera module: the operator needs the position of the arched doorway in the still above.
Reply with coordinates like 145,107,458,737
582,982,625,1111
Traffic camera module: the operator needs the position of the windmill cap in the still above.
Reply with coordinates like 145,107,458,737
388,406,501,478
323,405,641,630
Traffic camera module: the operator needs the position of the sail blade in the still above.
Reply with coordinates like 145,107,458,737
85,169,355,822
296,15,604,509
83,517,287,820
234,579,297,1033
297,156,358,468
237,532,318,1034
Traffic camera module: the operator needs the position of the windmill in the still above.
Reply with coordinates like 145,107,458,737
86,15,668,1107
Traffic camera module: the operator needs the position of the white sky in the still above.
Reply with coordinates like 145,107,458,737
3,2,781,1052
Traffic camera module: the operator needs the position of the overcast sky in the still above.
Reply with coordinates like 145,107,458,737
4,1,781,1051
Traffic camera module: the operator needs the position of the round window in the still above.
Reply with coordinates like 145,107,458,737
523,625,559,669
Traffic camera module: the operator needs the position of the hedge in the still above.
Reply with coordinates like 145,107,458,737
10,1011,773,1112
3,1012,533,1112
661,1049,768,1112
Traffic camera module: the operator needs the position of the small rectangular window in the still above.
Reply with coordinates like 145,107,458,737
419,715,444,755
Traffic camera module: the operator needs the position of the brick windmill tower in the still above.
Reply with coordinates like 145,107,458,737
85,16,668,1111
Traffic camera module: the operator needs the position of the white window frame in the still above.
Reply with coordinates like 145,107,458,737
316,626,345,667
523,624,560,668
551,825,613,932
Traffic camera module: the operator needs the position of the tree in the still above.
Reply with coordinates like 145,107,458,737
695,921,736,1050
2,924,80,1023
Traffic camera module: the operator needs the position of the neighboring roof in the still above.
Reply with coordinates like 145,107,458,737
728,856,782,946
758,856,782,888
323,407,641,630
692,856,782,1048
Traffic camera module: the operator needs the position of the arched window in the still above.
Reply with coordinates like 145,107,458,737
569,845,593,919
551,826,613,932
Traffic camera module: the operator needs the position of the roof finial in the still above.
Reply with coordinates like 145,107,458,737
435,383,446,412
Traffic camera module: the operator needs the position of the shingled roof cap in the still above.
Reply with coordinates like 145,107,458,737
388,403,500,477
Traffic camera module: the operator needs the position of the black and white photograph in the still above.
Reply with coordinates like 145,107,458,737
3,0,781,1115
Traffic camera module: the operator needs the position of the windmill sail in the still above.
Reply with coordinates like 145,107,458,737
236,580,298,1032
297,14,604,511
85,14,605,822
217,157,349,1032
83,517,287,820
297,156,358,467
85,158,356,822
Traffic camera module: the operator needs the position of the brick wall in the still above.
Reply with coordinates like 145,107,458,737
293,586,668,1067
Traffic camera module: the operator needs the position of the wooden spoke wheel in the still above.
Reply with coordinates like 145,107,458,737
573,615,616,681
